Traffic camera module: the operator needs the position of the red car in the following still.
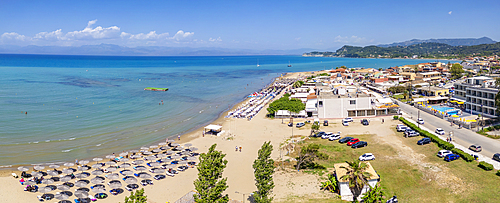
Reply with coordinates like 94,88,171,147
347,138,360,146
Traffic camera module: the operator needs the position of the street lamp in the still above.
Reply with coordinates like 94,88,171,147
417,110,420,128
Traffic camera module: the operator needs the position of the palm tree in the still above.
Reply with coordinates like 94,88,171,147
340,160,372,201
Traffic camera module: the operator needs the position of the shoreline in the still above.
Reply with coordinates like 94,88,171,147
0,74,283,176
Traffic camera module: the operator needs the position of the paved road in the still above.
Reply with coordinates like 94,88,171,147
397,101,500,159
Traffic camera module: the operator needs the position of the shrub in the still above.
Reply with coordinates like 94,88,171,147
450,148,474,162
393,115,399,120
398,117,455,150
487,126,493,131
496,170,500,176
478,161,494,171
494,125,500,130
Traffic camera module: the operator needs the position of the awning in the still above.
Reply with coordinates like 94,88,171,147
428,97,448,101
413,98,427,102
204,124,222,132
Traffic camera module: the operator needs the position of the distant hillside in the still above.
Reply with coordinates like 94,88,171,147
378,37,496,47
303,42,500,58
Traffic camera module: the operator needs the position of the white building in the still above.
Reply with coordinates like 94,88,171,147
334,162,379,201
454,76,499,118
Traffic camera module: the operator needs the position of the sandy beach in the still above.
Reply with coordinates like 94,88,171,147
0,71,323,203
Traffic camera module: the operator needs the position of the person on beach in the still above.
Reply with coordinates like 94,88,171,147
239,146,242,152
235,146,238,151
178,135,180,140
75,159,78,165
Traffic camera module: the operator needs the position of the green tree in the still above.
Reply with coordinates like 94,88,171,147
292,81,304,88
340,160,371,201
320,173,338,193
310,123,320,136
295,143,328,170
266,96,305,117
123,188,147,203
193,144,229,203
361,184,385,203
253,142,276,203
450,63,465,79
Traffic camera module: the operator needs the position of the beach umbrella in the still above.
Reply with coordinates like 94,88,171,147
77,166,90,171
106,167,117,172
75,173,89,179
91,164,102,169
147,162,160,167
76,187,90,192
39,186,53,193
159,158,170,163
136,172,151,179
92,184,105,189
17,166,29,172
105,155,115,159
75,180,88,187
91,177,105,184
145,156,156,161
180,151,190,155
60,176,71,183
120,170,134,176
187,157,197,161
160,146,168,150
34,165,45,171
62,169,73,175
166,139,175,143
79,160,89,165
105,161,116,166
131,155,142,159
129,149,139,153
184,143,192,147
152,149,162,153
93,157,103,163
57,184,70,191
31,171,43,178
159,142,167,146
54,193,69,200
171,155,181,160
63,163,74,167
119,152,128,157
190,147,199,151
120,158,130,162
163,164,175,169
124,176,137,184
91,170,104,176
150,145,158,149
74,191,88,199
92,187,106,193
132,160,144,165
106,173,120,180
171,143,180,147
179,161,188,165
143,151,152,155
165,150,174,155
108,180,122,188
49,164,60,169
119,163,131,168
41,179,54,185
134,166,147,171
156,154,167,158
150,168,165,174
24,180,37,185
140,147,149,150
47,170,59,177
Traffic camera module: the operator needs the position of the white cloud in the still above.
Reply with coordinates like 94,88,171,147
170,30,194,41
121,31,169,40
295,37,301,41
1,32,28,42
209,37,222,42
34,29,65,41
448,11,452,15
334,35,372,44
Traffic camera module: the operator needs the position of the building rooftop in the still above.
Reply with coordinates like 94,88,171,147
334,162,379,183
318,91,371,99
416,86,448,91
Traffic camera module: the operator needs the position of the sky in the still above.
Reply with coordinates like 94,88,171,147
1,0,499,51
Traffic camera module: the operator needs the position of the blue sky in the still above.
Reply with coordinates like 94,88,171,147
1,0,499,50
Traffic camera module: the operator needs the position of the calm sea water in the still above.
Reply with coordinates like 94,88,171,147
0,54,456,166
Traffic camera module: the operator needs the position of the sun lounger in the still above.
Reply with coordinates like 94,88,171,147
12,173,18,178
37,195,44,201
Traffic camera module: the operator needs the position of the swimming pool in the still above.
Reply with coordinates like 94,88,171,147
431,106,454,112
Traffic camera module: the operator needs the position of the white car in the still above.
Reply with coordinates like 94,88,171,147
343,118,354,122
328,133,341,141
342,120,349,126
437,150,452,158
417,118,424,125
435,128,445,135
359,153,375,161
321,132,333,139
396,124,407,132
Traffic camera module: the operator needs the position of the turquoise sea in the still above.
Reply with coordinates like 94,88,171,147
0,54,456,166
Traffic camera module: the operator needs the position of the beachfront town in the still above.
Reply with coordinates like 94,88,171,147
8,58,500,203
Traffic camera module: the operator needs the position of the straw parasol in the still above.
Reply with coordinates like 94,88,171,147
119,163,131,168
105,155,115,159
31,171,43,178
105,161,116,166
134,166,147,171
147,162,160,167
120,170,134,176
74,180,88,187
92,187,106,193
136,172,152,179
119,152,128,157
144,156,156,161
156,154,167,158
124,176,137,184
63,163,74,167
152,149,162,153
75,173,89,179
39,186,53,193
77,166,90,172
106,173,120,180
57,184,70,191
143,151,152,155
132,160,144,165
120,158,130,162
91,170,104,176
129,149,139,153
62,169,73,175
60,176,71,183
17,166,29,172
49,164,60,169
91,177,105,184
108,180,122,188
34,165,45,171
130,155,142,159
150,168,165,174
54,193,69,200
159,142,167,146
106,167,117,172
74,190,89,199
184,143,192,147
166,139,175,143
149,145,158,149
140,147,149,150
41,179,54,185
79,160,90,165
91,164,102,169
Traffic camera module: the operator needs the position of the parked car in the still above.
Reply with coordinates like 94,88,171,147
493,153,500,162
444,154,460,162
469,145,482,152
343,117,354,122
328,133,341,141
396,124,407,132
352,141,368,149
314,131,325,138
288,122,293,127
296,122,305,128
339,137,354,144
342,120,349,126
407,131,420,137
417,118,424,124
435,128,445,135
323,120,329,126
437,150,452,158
359,153,375,161
417,137,431,145
321,132,333,139
361,119,369,126
347,138,360,146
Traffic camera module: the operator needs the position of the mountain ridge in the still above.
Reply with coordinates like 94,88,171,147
377,37,496,47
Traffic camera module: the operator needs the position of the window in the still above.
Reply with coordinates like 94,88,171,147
318,101,323,107
350,100,356,105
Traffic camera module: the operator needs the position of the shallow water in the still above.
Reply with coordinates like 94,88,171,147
0,54,456,166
